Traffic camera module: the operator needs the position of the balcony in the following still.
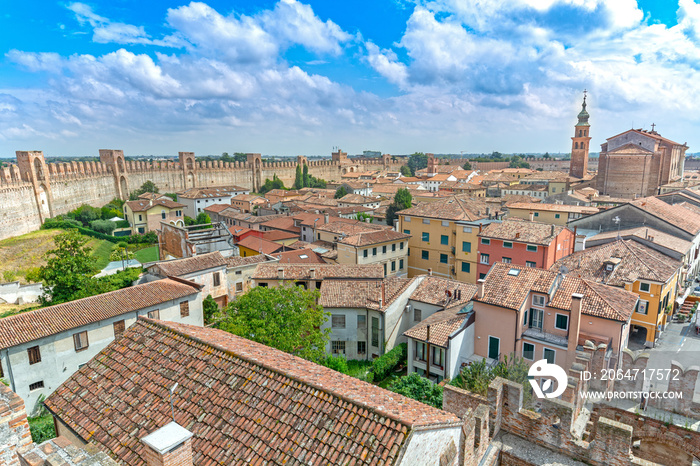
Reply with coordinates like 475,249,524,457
522,328,568,348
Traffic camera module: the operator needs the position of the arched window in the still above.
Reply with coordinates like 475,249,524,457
575,142,579,149
579,130,582,137
581,143,585,150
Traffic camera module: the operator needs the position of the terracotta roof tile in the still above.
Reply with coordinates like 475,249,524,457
224,255,272,268
203,203,232,213
479,219,568,245
45,319,458,465
253,264,383,280
0,279,201,349
478,262,637,322
125,198,185,212
588,227,691,254
399,195,497,221
403,308,467,348
629,197,700,235
505,202,599,214
262,230,299,241
319,278,414,311
273,250,327,264
409,276,476,307
339,229,410,247
177,186,247,199
149,251,227,277
551,239,681,286
237,236,285,254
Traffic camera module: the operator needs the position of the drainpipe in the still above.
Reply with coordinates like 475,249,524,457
3,349,15,392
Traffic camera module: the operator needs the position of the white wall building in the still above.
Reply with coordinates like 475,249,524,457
0,278,203,414
177,186,249,218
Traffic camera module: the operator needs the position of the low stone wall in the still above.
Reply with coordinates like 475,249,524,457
0,383,32,466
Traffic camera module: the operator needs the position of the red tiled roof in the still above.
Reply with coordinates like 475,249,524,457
253,263,383,280
45,319,458,465
260,216,301,233
339,229,410,247
478,262,637,322
409,276,476,308
479,219,568,245
273,249,327,264
630,197,700,235
125,198,185,212
262,230,299,242
399,195,496,221
148,252,227,277
203,203,232,214
0,279,201,349
551,239,681,287
403,307,467,348
506,202,599,214
236,236,285,255
319,278,415,311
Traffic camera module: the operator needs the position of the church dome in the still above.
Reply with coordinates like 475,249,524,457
577,96,590,127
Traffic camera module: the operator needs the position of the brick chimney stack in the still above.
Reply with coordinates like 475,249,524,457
141,422,194,466
567,293,584,368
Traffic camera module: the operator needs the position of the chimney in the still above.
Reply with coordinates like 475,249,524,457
515,232,520,239
324,213,329,224
568,293,584,365
426,324,431,342
551,224,555,236
141,422,194,466
309,268,315,279
476,279,485,299
277,267,284,279
529,211,534,222
428,268,433,276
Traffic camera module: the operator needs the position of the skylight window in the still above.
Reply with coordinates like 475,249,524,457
507,268,520,276
299,254,308,259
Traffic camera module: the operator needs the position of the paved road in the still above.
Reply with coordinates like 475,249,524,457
642,318,700,397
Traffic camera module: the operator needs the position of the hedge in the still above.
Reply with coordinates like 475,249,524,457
369,343,407,382
42,219,156,244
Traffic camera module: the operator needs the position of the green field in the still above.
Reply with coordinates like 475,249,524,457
134,246,159,263
89,239,115,270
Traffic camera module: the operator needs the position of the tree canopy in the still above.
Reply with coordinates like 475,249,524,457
214,284,330,362
406,152,428,176
294,165,303,189
39,230,96,304
462,161,472,170
259,175,286,194
389,373,443,409
400,165,412,177
335,186,348,199
386,188,412,225
129,180,159,200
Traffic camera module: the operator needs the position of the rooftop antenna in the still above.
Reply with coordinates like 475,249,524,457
613,216,621,239
170,382,178,421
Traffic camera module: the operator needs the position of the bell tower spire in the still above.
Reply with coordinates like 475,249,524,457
569,91,591,179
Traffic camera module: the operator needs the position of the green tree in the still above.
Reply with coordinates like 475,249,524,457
233,153,247,163
38,230,96,305
214,284,330,361
451,355,533,407
462,161,472,170
308,175,327,189
129,180,159,200
400,165,412,177
202,294,218,325
75,205,100,226
221,152,231,163
335,186,348,199
386,188,412,225
260,175,286,194
390,373,443,409
542,152,551,159
355,212,374,223
303,163,310,188
508,155,530,169
90,219,116,235
294,164,303,189
406,152,428,176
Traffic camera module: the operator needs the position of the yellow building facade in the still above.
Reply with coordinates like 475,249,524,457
624,272,679,345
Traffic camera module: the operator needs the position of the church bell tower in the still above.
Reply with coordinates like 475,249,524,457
569,91,591,179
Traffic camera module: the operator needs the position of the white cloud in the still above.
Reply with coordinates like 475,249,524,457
67,2,156,45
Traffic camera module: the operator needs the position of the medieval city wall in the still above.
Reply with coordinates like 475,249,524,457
0,155,400,241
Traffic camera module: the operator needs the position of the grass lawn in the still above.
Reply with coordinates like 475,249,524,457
0,229,62,283
346,360,373,381
88,239,115,271
377,368,407,389
134,246,159,263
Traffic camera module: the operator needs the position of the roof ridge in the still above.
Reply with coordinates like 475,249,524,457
147,318,456,428
580,278,627,321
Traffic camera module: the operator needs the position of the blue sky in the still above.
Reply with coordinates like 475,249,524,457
1,0,700,157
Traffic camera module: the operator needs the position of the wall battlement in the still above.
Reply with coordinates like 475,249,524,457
0,150,402,241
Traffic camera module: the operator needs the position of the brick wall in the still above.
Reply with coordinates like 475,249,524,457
0,383,33,466
143,438,193,466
